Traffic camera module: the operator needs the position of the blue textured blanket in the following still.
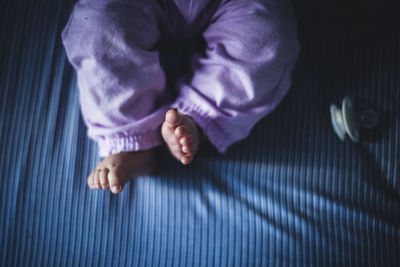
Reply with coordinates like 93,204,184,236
1,0,399,266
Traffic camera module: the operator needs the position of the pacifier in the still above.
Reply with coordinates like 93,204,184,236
330,97,378,142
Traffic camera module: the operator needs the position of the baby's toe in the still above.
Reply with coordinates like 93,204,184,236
175,125,189,138
165,109,182,128
99,169,109,189
180,135,192,146
87,171,95,189
108,169,124,194
182,144,192,154
93,169,101,189
181,154,193,165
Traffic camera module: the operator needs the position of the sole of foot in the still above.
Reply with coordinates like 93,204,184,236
161,109,200,165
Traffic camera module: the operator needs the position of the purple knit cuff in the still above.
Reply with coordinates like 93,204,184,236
96,130,163,157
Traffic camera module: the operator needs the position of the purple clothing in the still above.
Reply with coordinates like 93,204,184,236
62,0,299,157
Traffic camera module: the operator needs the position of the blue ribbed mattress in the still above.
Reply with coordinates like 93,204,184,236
1,0,399,266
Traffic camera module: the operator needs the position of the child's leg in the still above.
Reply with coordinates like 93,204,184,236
163,0,300,161
62,0,167,193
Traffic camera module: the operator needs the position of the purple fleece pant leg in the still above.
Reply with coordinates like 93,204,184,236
62,0,169,157
172,0,300,152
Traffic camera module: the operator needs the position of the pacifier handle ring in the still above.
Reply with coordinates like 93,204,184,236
355,110,379,128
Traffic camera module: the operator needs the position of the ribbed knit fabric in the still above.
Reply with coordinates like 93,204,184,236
1,0,399,266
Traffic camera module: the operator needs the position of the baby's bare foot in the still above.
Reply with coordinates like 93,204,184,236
87,149,155,194
161,109,200,164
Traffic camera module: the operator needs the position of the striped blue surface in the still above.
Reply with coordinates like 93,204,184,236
1,0,399,266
